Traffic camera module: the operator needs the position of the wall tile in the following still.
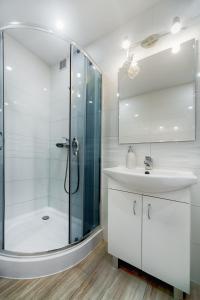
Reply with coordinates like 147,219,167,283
5,197,48,219
191,205,200,244
4,34,51,221
191,243,200,284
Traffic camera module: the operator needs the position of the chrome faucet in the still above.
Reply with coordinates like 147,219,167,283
144,156,153,170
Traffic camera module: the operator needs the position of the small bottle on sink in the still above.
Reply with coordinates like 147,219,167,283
126,146,136,169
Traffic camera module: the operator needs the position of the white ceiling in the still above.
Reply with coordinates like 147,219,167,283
0,0,161,46
6,29,70,66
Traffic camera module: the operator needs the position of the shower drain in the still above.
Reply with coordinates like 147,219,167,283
42,215,50,220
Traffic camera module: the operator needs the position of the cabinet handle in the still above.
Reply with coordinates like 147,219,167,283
133,200,136,215
147,204,151,220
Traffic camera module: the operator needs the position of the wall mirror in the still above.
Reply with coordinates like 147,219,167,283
118,39,196,144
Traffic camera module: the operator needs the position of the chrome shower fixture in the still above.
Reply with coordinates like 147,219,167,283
56,137,70,148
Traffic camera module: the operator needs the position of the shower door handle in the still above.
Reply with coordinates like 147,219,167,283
0,131,3,150
72,137,79,156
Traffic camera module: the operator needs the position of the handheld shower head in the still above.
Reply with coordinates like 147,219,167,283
56,137,70,149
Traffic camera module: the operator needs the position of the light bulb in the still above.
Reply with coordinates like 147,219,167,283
122,37,131,50
172,44,180,54
128,57,140,79
171,17,181,34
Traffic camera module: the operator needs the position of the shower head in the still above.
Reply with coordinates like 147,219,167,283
56,137,70,149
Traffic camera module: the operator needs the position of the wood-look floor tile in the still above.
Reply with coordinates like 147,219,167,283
0,241,199,300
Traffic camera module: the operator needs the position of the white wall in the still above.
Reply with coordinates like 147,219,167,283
4,34,51,219
4,34,70,219
49,61,69,215
86,0,200,283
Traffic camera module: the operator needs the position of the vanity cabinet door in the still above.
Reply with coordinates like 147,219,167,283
142,196,190,293
108,189,142,269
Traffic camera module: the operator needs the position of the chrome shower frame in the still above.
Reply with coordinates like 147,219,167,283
0,22,102,257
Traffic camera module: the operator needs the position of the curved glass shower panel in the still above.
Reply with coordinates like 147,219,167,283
0,32,4,250
70,47,86,242
84,60,101,236
3,28,70,253
70,45,101,243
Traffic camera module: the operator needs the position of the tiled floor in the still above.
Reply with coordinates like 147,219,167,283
0,241,199,299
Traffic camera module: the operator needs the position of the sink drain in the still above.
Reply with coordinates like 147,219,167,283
42,215,50,220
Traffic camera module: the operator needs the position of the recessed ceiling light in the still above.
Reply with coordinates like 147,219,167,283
122,37,131,50
4,102,8,106
43,87,48,92
89,101,93,104
159,126,164,130
125,103,129,106
77,92,81,98
117,93,120,98
55,20,64,31
171,17,181,34
188,106,193,110
134,114,139,118
171,44,180,54
76,73,81,78
6,65,12,71
197,72,200,78
173,126,179,131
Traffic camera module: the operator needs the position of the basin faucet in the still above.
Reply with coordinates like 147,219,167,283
144,156,153,170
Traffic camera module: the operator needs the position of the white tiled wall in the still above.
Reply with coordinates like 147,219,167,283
4,34,70,219
86,0,200,283
4,34,51,219
49,62,69,215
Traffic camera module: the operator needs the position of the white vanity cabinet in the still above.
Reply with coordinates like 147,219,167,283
142,196,190,293
108,185,191,294
108,189,142,269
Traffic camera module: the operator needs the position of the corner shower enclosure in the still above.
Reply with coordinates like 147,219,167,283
0,24,101,256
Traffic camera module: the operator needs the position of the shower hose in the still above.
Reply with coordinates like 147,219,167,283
64,148,80,194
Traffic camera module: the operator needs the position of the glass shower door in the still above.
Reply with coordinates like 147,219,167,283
69,45,101,243
0,32,4,249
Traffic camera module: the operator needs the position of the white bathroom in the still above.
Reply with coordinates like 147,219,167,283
0,0,199,299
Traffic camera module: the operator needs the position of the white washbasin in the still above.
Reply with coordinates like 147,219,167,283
104,166,197,194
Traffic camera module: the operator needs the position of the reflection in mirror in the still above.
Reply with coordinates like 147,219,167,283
118,39,196,144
